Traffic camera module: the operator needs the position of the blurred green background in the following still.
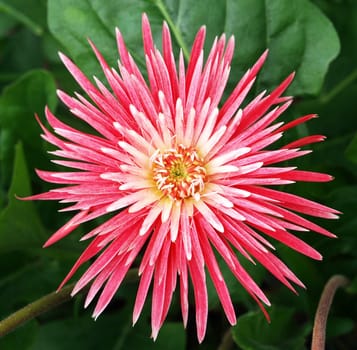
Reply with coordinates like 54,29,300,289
0,0,356,349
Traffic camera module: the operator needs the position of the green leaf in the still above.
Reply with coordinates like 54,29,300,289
2,29,43,73
0,11,16,37
224,0,340,95
345,132,357,164
326,316,354,339
346,276,357,295
0,143,47,252
47,0,158,77
0,69,57,186
48,0,339,96
0,321,38,350
0,129,17,190
231,306,309,350
327,186,357,236
0,0,47,35
31,310,186,350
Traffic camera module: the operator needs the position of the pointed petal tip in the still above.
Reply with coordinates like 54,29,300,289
43,104,52,115
216,222,225,233
162,20,169,31
84,298,92,309
329,213,340,220
55,89,65,100
325,174,334,181
197,332,205,344
58,51,70,64
182,314,188,329
106,201,118,213
43,232,62,247
92,312,100,321
14,194,24,201
228,34,235,44
196,25,206,37
255,49,269,65
142,12,149,22
315,252,323,261
139,228,146,236
34,111,41,121
227,312,237,326
115,26,122,39
70,287,79,297
151,326,160,342
132,311,140,326
42,240,52,248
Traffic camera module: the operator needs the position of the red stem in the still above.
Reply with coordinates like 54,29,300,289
311,275,349,350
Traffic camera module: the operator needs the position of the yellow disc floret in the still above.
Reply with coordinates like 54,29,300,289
152,144,207,200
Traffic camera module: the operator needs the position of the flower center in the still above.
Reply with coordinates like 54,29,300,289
152,144,207,201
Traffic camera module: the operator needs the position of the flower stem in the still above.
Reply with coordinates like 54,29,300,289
320,68,357,104
0,282,77,337
153,0,190,61
311,275,349,350
0,268,139,337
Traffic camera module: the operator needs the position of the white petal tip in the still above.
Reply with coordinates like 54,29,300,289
132,314,139,326
84,299,91,309
211,220,224,233
113,122,121,130
170,233,178,242
100,172,115,180
129,104,138,115
151,328,160,341
70,288,79,297
217,225,224,233
329,213,340,219
139,228,148,236
106,203,117,213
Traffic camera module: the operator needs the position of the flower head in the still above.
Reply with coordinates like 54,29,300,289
26,14,338,342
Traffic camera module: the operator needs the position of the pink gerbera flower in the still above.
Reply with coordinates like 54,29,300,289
25,14,338,342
